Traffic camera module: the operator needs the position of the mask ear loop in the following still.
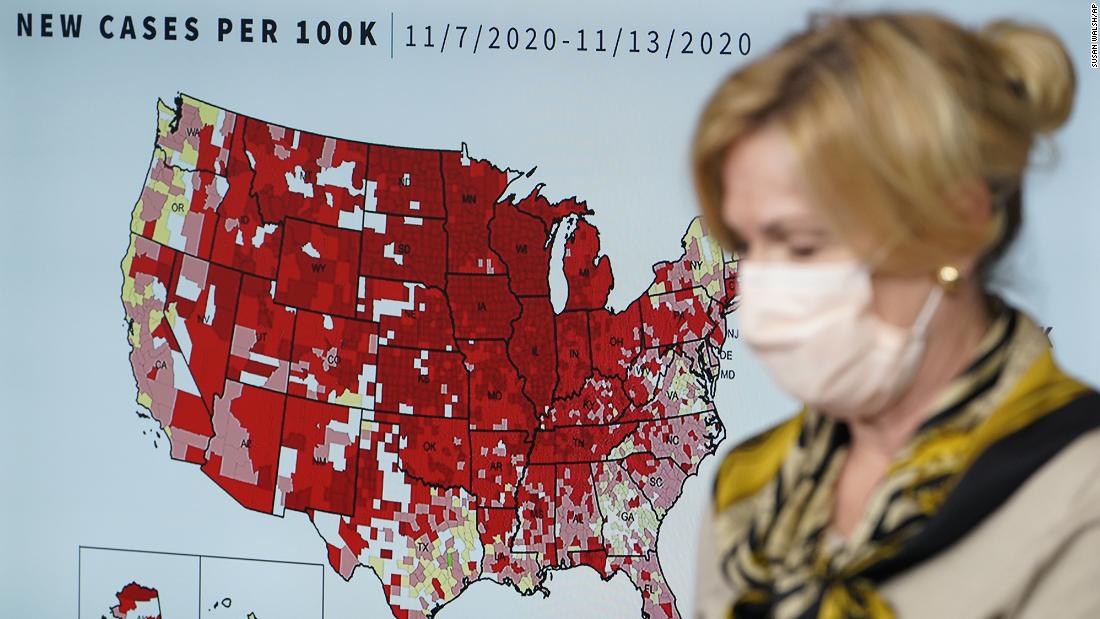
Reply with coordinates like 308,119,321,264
864,232,945,336
911,284,945,337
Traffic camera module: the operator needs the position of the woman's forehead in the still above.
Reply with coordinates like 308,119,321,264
720,127,824,230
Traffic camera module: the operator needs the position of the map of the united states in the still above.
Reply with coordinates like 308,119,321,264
120,93,737,619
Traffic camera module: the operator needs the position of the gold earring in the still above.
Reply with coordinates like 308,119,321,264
936,264,961,292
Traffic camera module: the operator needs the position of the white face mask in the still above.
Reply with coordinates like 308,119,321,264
736,256,945,419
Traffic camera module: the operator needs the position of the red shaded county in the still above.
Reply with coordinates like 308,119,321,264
724,266,739,306
274,217,360,317
244,119,367,226
165,394,214,464
378,411,470,490
373,283,456,351
471,430,530,508
126,234,178,290
528,421,635,464
490,200,551,296
375,345,468,418
227,274,295,393
349,416,402,522
211,125,282,279
194,116,235,176
514,189,589,231
512,463,557,563
442,151,509,274
368,145,444,218
641,288,716,349
326,416,403,571
111,581,160,617
563,219,613,311
279,397,360,516
508,296,558,411
360,212,447,287
554,310,593,398
202,381,285,513
289,309,378,403
622,348,670,407
544,373,631,427
555,463,602,553
589,302,643,380
569,548,611,578
167,253,241,408
479,506,520,565
462,339,538,436
445,274,520,340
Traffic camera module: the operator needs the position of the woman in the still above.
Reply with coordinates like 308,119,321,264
691,10,1098,619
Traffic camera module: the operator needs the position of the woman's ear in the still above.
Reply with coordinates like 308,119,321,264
946,177,995,278
950,176,995,229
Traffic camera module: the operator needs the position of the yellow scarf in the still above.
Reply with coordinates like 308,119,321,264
712,303,1096,619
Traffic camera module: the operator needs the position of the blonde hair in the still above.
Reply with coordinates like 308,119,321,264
692,11,1076,279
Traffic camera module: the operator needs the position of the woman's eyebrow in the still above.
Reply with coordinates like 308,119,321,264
724,219,747,240
760,220,829,238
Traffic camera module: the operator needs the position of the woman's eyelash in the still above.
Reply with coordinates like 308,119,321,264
729,241,820,256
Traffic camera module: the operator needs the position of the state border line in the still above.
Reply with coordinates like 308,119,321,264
182,92,465,154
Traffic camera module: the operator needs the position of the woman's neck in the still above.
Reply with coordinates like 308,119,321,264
846,285,995,460
830,286,995,539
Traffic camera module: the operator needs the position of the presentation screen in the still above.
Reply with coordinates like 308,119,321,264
2,1,1096,618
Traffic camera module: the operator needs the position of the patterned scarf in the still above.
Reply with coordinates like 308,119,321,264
712,298,1098,618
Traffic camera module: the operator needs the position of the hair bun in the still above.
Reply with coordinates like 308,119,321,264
979,19,1076,135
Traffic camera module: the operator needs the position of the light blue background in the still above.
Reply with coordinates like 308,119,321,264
1,1,1097,617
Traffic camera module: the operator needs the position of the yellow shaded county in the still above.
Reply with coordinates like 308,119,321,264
646,217,725,297
162,303,180,332
156,99,176,140
130,151,195,249
689,224,727,299
179,139,200,169
408,490,480,602
119,237,143,306
147,308,165,340
186,95,222,126
333,388,365,408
